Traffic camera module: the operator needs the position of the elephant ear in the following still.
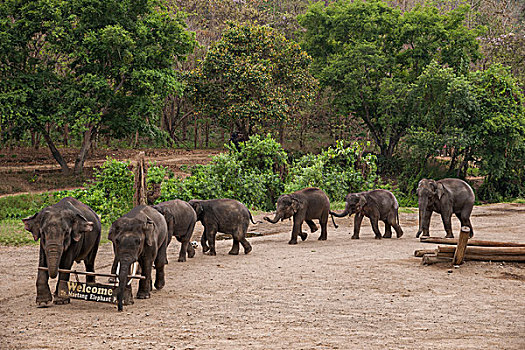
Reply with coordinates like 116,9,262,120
22,212,41,241
190,201,203,218
436,183,447,200
108,223,117,242
290,195,304,213
143,217,155,246
67,203,94,242
356,195,367,212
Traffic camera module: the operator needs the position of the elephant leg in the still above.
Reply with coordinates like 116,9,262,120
457,208,474,238
240,236,252,254
289,218,304,245
420,210,432,237
201,227,209,253
206,227,217,256
187,242,196,258
83,243,99,284
441,211,454,238
154,242,168,290
318,215,328,241
137,258,152,299
370,217,382,239
54,253,75,305
352,213,364,239
383,220,392,238
306,219,318,233
229,237,240,255
391,214,404,238
178,240,190,262
36,245,52,307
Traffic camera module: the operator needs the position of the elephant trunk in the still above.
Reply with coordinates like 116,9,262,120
330,208,350,218
117,261,131,312
264,212,281,224
46,243,63,279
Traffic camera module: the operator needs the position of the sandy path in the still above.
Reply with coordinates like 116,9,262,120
0,203,524,349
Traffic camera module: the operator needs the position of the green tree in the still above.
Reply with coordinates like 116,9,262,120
0,0,195,173
191,23,317,139
299,0,482,161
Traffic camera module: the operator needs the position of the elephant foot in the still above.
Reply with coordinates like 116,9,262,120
228,249,239,255
445,234,454,238
188,249,196,259
244,245,252,254
288,239,298,245
351,235,359,239
396,231,404,238
300,232,308,241
208,250,216,256
202,245,209,253
383,233,392,238
374,235,382,240
318,236,327,241
416,231,422,238
154,280,165,290
36,294,53,308
178,256,187,262
136,291,151,299
310,226,318,233
53,296,70,305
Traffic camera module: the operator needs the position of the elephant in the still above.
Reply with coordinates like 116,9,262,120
108,205,169,311
330,189,403,239
263,187,337,245
22,197,101,307
416,178,475,238
153,199,197,262
188,199,254,256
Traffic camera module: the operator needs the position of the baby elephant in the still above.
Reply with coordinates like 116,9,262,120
189,199,254,256
264,187,337,245
330,189,403,239
153,199,197,262
109,205,169,311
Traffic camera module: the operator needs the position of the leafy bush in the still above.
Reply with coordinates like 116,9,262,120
0,193,57,220
285,141,378,202
54,159,134,224
159,134,287,211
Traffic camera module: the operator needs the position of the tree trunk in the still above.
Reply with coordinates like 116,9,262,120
41,127,70,174
74,125,97,175
63,124,70,146
194,117,198,150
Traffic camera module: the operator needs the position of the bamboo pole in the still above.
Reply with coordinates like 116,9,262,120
419,237,525,247
38,267,145,280
453,226,471,265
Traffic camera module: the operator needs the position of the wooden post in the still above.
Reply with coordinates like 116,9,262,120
452,226,471,265
133,151,147,207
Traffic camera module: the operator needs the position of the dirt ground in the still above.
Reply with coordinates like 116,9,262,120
0,203,524,349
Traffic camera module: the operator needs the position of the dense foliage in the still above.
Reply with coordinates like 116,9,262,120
191,23,317,137
0,0,195,173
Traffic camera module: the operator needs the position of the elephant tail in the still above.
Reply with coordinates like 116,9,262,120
249,211,262,225
330,213,339,229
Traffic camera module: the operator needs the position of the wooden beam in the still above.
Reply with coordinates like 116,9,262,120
453,226,471,265
414,249,437,257
420,237,525,247
438,246,525,256
422,254,452,265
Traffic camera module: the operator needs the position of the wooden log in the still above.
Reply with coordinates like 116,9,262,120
460,254,525,262
420,237,525,247
438,246,525,256
133,151,147,207
453,226,471,265
422,254,452,265
38,267,145,280
414,249,437,257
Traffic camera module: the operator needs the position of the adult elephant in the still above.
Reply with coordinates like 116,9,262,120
330,189,403,239
189,199,254,256
22,197,101,307
153,199,197,262
416,178,475,238
108,205,169,311
263,187,337,244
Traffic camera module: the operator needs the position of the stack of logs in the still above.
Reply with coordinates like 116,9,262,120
416,226,525,265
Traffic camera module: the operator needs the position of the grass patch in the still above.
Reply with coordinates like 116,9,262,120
0,219,110,247
0,193,57,220
330,201,346,211
0,219,37,246
399,207,417,214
